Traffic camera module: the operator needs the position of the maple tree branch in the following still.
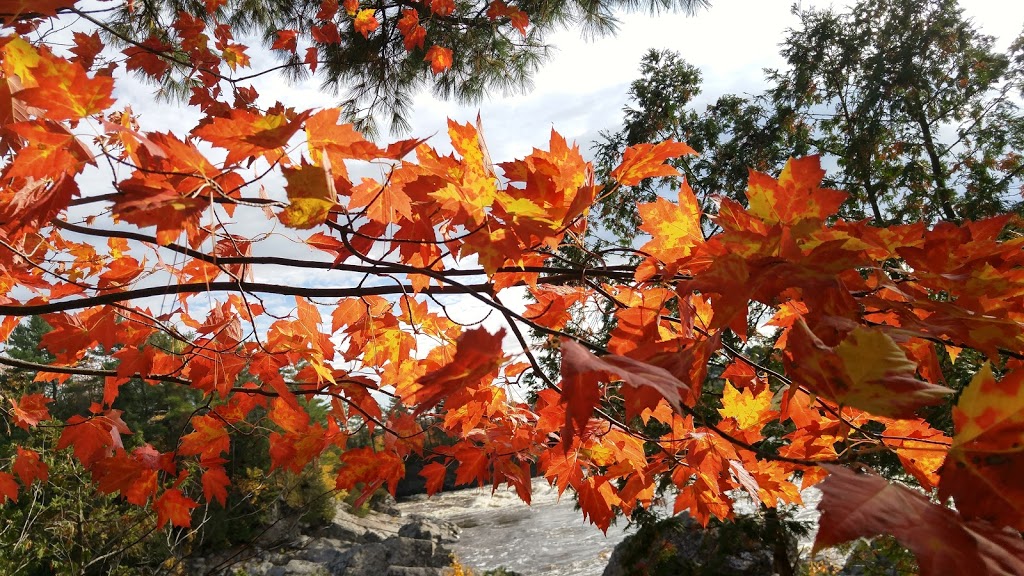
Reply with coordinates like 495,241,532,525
70,8,313,85
51,219,635,282
0,281,483,315
0,355,191,386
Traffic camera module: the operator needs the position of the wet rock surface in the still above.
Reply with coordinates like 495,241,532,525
602,513,800,576
187,504,459,575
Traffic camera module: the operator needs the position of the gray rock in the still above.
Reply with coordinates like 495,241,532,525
258,516,304,547
267,552,291,566
184,503,457,576
370,491,402,517
603,513,799,576
294,537,348,564
282,558,328,575
398,517,461,543
326,507,403,543
386,568,447,576
329,536,451,576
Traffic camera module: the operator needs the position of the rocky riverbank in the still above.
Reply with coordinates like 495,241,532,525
187,498,461,576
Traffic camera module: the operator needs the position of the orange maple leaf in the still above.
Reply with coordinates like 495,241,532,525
179,415,231,460
486,1,529,36
745,155,847,225
123,37,173,78
305,107,382,169
428,0,454,16
424,45,453,75
56,408,130,467
409,327,506,415
638,179,704,263
6,38,114,120
397,9,426,50
0,0,77,22
220,43,249,70
4,119,94,179
69,31,103,69
419,459,448,496
9,393,51,429
278,160,338,229
202,465,230,506
12,447,48,486
609,140,696,186
718,383,776,431
560,338,689,443
578,475,620,532
785,319,951,418
317,0,339,19
353,9,378,38
524,285,585,331
92,450,158,505
192,108,312,165
271,29,298,52
0,472,17,504
335,447,405,506
878,416,950,490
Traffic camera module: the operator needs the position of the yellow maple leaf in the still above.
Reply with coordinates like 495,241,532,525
638,179,704,262
718,382,775,430
277,161,337,229
745,156,847,225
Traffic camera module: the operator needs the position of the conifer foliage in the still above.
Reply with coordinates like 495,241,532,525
0,2,1023,574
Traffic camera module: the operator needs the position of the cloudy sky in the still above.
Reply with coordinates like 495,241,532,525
403,0,1024,162
115,0,1024,165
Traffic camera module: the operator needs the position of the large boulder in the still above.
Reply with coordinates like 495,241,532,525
184,500,461,575
838,536,917,576
603,513,799,576
322,507,403,543
398,517,461,543
327,535,452,576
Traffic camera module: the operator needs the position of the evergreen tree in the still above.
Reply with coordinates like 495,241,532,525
96,0,709,136
771,0,1024,224
593,0,1024,234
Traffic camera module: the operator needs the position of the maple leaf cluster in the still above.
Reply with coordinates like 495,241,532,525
0,4,1022,574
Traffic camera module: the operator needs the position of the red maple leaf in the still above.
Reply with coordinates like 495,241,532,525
9,393,51,429
0,472,17,504
816,466,1024,576
409,327,506,415
154,488,199,529
12,447,48,486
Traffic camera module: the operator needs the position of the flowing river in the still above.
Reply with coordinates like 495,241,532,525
396,477,823,576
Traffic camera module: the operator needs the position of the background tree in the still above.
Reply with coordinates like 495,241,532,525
96,0,709,135
594,0,1024,233
592,49,813,243
771,0,1024,224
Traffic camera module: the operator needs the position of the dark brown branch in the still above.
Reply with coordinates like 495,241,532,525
0,271,620,316
0,355,191,385
51,220,636,280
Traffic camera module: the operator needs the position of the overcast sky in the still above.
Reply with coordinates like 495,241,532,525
113,1,1024,166
401,0,1024,163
